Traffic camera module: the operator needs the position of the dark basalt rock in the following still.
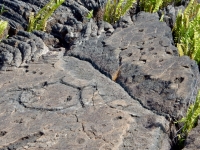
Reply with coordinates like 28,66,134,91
0,0,38,33
0,31,49,70
0,56,171,149
0,0,126,47
32,30,60,48
119,56,199,118
0,0,200,149
67,12,199,120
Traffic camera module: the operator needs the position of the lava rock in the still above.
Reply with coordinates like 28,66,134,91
0,31,49,70
67,12,199,120
0,56,171,149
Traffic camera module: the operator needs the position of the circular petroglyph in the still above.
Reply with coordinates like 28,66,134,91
20,83,79,110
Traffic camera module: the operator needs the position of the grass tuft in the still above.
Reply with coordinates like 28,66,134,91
140,0,181,13
0,20,8,40
140,0,163,13
173,0,200,64
103,0,136,24
86,10,94,19
0,4,8,15
176,90,200,147
27,0,65,32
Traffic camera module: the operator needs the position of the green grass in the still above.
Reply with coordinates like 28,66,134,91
27,0,65,32
0,20,8,41
86,10,93,19
173,0,200,64
102,0,181,24
175,90,200,147
140,0,181,13
103,0,136,24
140,0,163,13
0,4,7,15
0,5,8,41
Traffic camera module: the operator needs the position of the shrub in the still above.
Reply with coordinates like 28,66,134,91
140,0,180,13
173,0,200,64
103,0,136,24
0,20,8,40
176,90,200,146
140,0,163,13
27,0,65,32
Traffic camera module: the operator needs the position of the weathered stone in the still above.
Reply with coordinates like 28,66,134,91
67,12,199,120
0,0,200,149
0,0,38,33
0,31,49,69
0,56,170,149
32,31,60,49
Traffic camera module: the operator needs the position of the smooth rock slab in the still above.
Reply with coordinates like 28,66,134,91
20,83,80,110
0,55,170,149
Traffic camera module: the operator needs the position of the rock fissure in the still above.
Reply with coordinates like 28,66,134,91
65,55,168,118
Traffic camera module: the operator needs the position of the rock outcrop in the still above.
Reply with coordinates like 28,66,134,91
0,31,49,70
68,12,200,119
0,54,170,149
0,0,200,149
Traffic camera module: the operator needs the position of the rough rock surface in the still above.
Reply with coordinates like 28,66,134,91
0,0,200,149
0,31,49,70
0,55,170,149
0,0,116,47
68,12,200,119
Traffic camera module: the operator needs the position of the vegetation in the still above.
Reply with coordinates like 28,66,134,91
140,0,163,13
102,0,200,149
0,4,7,15
140,0,181,13
0,5,8,41
103,0,136,24
0,20,8,40
159,13,165,21
176,90,200,147
2,0,200,149
102,0,181,24
27,0,65,32
172,1,200,147
173,0,200,64
86,10,93,19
